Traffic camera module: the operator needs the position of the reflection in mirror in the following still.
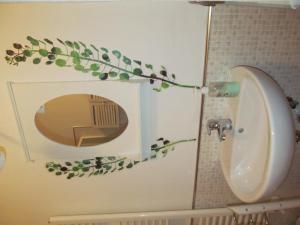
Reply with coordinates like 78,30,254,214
34,94,128,147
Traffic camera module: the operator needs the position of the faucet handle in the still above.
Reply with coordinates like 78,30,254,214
206,119,232,141
207,119,219,135
218,119,232,141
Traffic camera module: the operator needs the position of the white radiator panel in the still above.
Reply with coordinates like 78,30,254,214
50,198,300,225
90,96,120,128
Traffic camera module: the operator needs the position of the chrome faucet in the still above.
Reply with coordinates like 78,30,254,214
207,119,232,142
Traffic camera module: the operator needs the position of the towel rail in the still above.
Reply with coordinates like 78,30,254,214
49,198,300,225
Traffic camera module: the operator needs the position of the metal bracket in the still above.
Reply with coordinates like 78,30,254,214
189,1,225,6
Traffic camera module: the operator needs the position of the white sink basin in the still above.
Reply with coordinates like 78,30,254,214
220,66,295,203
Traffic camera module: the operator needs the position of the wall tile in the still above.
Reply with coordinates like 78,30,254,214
195,5,300,223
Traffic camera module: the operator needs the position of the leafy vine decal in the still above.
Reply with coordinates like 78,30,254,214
46,138,195,179
5,36,201,92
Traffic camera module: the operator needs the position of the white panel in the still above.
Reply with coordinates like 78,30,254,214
9,80,145,160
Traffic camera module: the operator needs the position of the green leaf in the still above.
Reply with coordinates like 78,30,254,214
99,73,108,80
160,70,167,77
46,61,53,65
65,40,74,48
123,56,131,65
65,162,72,166
72,57,80,65
102,54,110,62
60,166,68,172
107,156,116,160
133,68,143,76
6,50,15,56
145,64,153,70
13,43,22,49
88,172,94,177
151,144,158,149
100,47,108,53
126,163,133,168
84,48,93,55
67,173,74,179
161,82,169,89
90,44,99,52
171,74,176,79
74,42,80,50
51,47,62,54
55,171,62,176
119,73,129,80
163,140,170,145
57,38,65,45
162,150,168,155
48,168,54,172
53,164,61,169
79,173,85,177
26,36,39,46
81,52,89,57
108,71,118,78
92,71,101,77
112,50,121,59
72,167,79,171
103,164,112,170
38,40,46,45
82,160,91,164
133,60,141,65
70,50,80,58
48,54,55,60
55,59,66,67
82,167,90,172
90,63,100,71
153,88,161,92
39,49,48,57
75,64,85,71
118,161,124,167
15,56,25,62
44,38,53,45
134,160,140,165
33,58,41,64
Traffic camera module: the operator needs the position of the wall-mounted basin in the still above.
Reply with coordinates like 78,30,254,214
220,66,295,203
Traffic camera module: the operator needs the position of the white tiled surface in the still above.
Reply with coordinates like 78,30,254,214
195,4,300,214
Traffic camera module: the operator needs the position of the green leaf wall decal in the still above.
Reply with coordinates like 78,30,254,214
45,138,196,179
4,36,201,91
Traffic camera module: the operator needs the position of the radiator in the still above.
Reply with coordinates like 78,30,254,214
49,199,300,225
90,95,120,128
48,211,266,225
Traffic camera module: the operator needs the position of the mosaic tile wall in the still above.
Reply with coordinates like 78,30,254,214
195,3,300,217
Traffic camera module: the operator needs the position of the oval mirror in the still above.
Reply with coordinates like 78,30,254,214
34,94,128,147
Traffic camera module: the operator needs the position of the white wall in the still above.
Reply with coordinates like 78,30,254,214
0,2,207,225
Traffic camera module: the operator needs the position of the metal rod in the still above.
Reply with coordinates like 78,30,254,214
192,5,213,210
228,198,300,215
49,208,233,225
